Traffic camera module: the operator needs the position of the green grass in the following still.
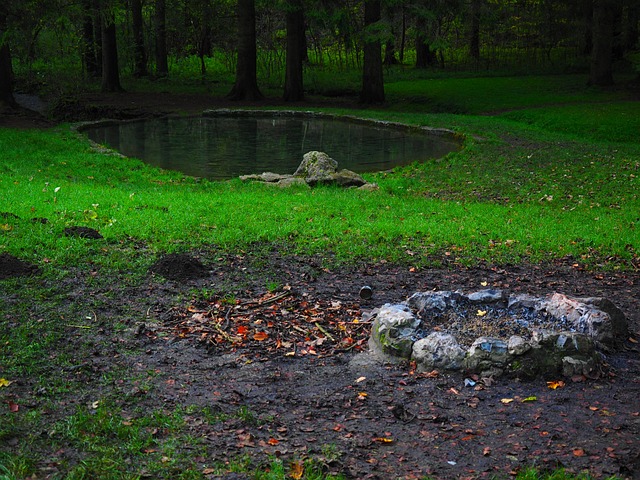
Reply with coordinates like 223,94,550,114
1,73,637,479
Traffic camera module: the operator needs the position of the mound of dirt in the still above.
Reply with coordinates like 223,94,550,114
149,253,209,281
63,226,103,239
0,253,39,279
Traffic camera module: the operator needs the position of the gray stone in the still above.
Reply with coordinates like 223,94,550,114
465,337,511,372
276,177,309,188
370,304,420,358
467,289,506,304
539,293,628,350
239,172,290,183
562,356,598,377
507,335,531,356
507,293,541,310
294,151,338,180
412,332,466,371
406,291,463,313
358,182,379,191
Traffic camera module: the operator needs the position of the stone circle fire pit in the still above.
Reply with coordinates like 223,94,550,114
368,289,628,378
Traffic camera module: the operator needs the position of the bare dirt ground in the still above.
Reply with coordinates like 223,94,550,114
1,97,639,479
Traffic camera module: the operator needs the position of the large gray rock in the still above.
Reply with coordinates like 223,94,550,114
294,151,338,179
240,151,371,189
369,304,420,358
538,293,628,350
412,332,466,371
465,337,510,373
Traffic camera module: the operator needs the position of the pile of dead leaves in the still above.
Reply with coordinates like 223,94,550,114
150,287,370,358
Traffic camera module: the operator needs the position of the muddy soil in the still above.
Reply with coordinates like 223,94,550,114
1,97,639,479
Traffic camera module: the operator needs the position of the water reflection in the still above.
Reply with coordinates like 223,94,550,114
85,116,459,180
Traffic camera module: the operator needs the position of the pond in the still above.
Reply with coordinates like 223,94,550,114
84,112,461,180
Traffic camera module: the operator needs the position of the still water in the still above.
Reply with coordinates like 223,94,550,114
85,115,460,180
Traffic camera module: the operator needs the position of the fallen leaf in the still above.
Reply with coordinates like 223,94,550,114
480,281,488,287
253,331,269,341
355,376,367,383
501,398,514,404
547,380,565,390
628,337,637,344
476,309,487,317
267,438,279,445
357,392,368,399
202,468,216,475
483,447,491,456
573,448,586,457
0,378,13,388
289,460,304,479
448,387,460,395
237,325,249,335
8,401,19,413
373,437,394,443
522,396,537,402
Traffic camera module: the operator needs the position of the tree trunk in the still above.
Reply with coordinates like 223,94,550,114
228,0,263,101
81,0,101,77
384,39,398,65
101,10,123,92
283,0,305,101
469,0,481,63
360,0,384,104
155,0,168,77
0,10,15,107
589,0,616,85
414,15,435,68
131,0,148,77
399,5,406,64
623,1,639,52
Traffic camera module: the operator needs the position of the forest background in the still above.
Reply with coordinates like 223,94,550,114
1,0,639,108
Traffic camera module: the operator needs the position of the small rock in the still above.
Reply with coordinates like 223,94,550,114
508,335,531,356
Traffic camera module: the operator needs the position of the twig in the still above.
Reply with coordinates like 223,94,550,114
239,290,292,308
314,322,335,341
65,324,93,329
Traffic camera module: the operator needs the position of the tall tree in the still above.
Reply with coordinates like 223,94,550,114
468,0,481,63
81,0,101,77
360,0,384,104
589,0,617,85
228,0,263,100
131,0,148,77
155,0,168,76
101,7,123,92
0,6,15,107
283,0,305,101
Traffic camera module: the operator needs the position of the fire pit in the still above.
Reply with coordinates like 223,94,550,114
368,289,628,378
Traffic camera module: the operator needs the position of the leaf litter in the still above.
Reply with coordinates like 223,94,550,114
148,287,369,358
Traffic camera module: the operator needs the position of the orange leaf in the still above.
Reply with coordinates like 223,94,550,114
253,331,269,341
547,380,565,390
237,325,249,335
267,438,279,445
289,461,304,479
373,437,394,443
573,448,586,457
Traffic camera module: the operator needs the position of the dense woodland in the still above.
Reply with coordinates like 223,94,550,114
0,0,638,107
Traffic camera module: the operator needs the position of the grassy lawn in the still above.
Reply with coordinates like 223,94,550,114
1,73,638,479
